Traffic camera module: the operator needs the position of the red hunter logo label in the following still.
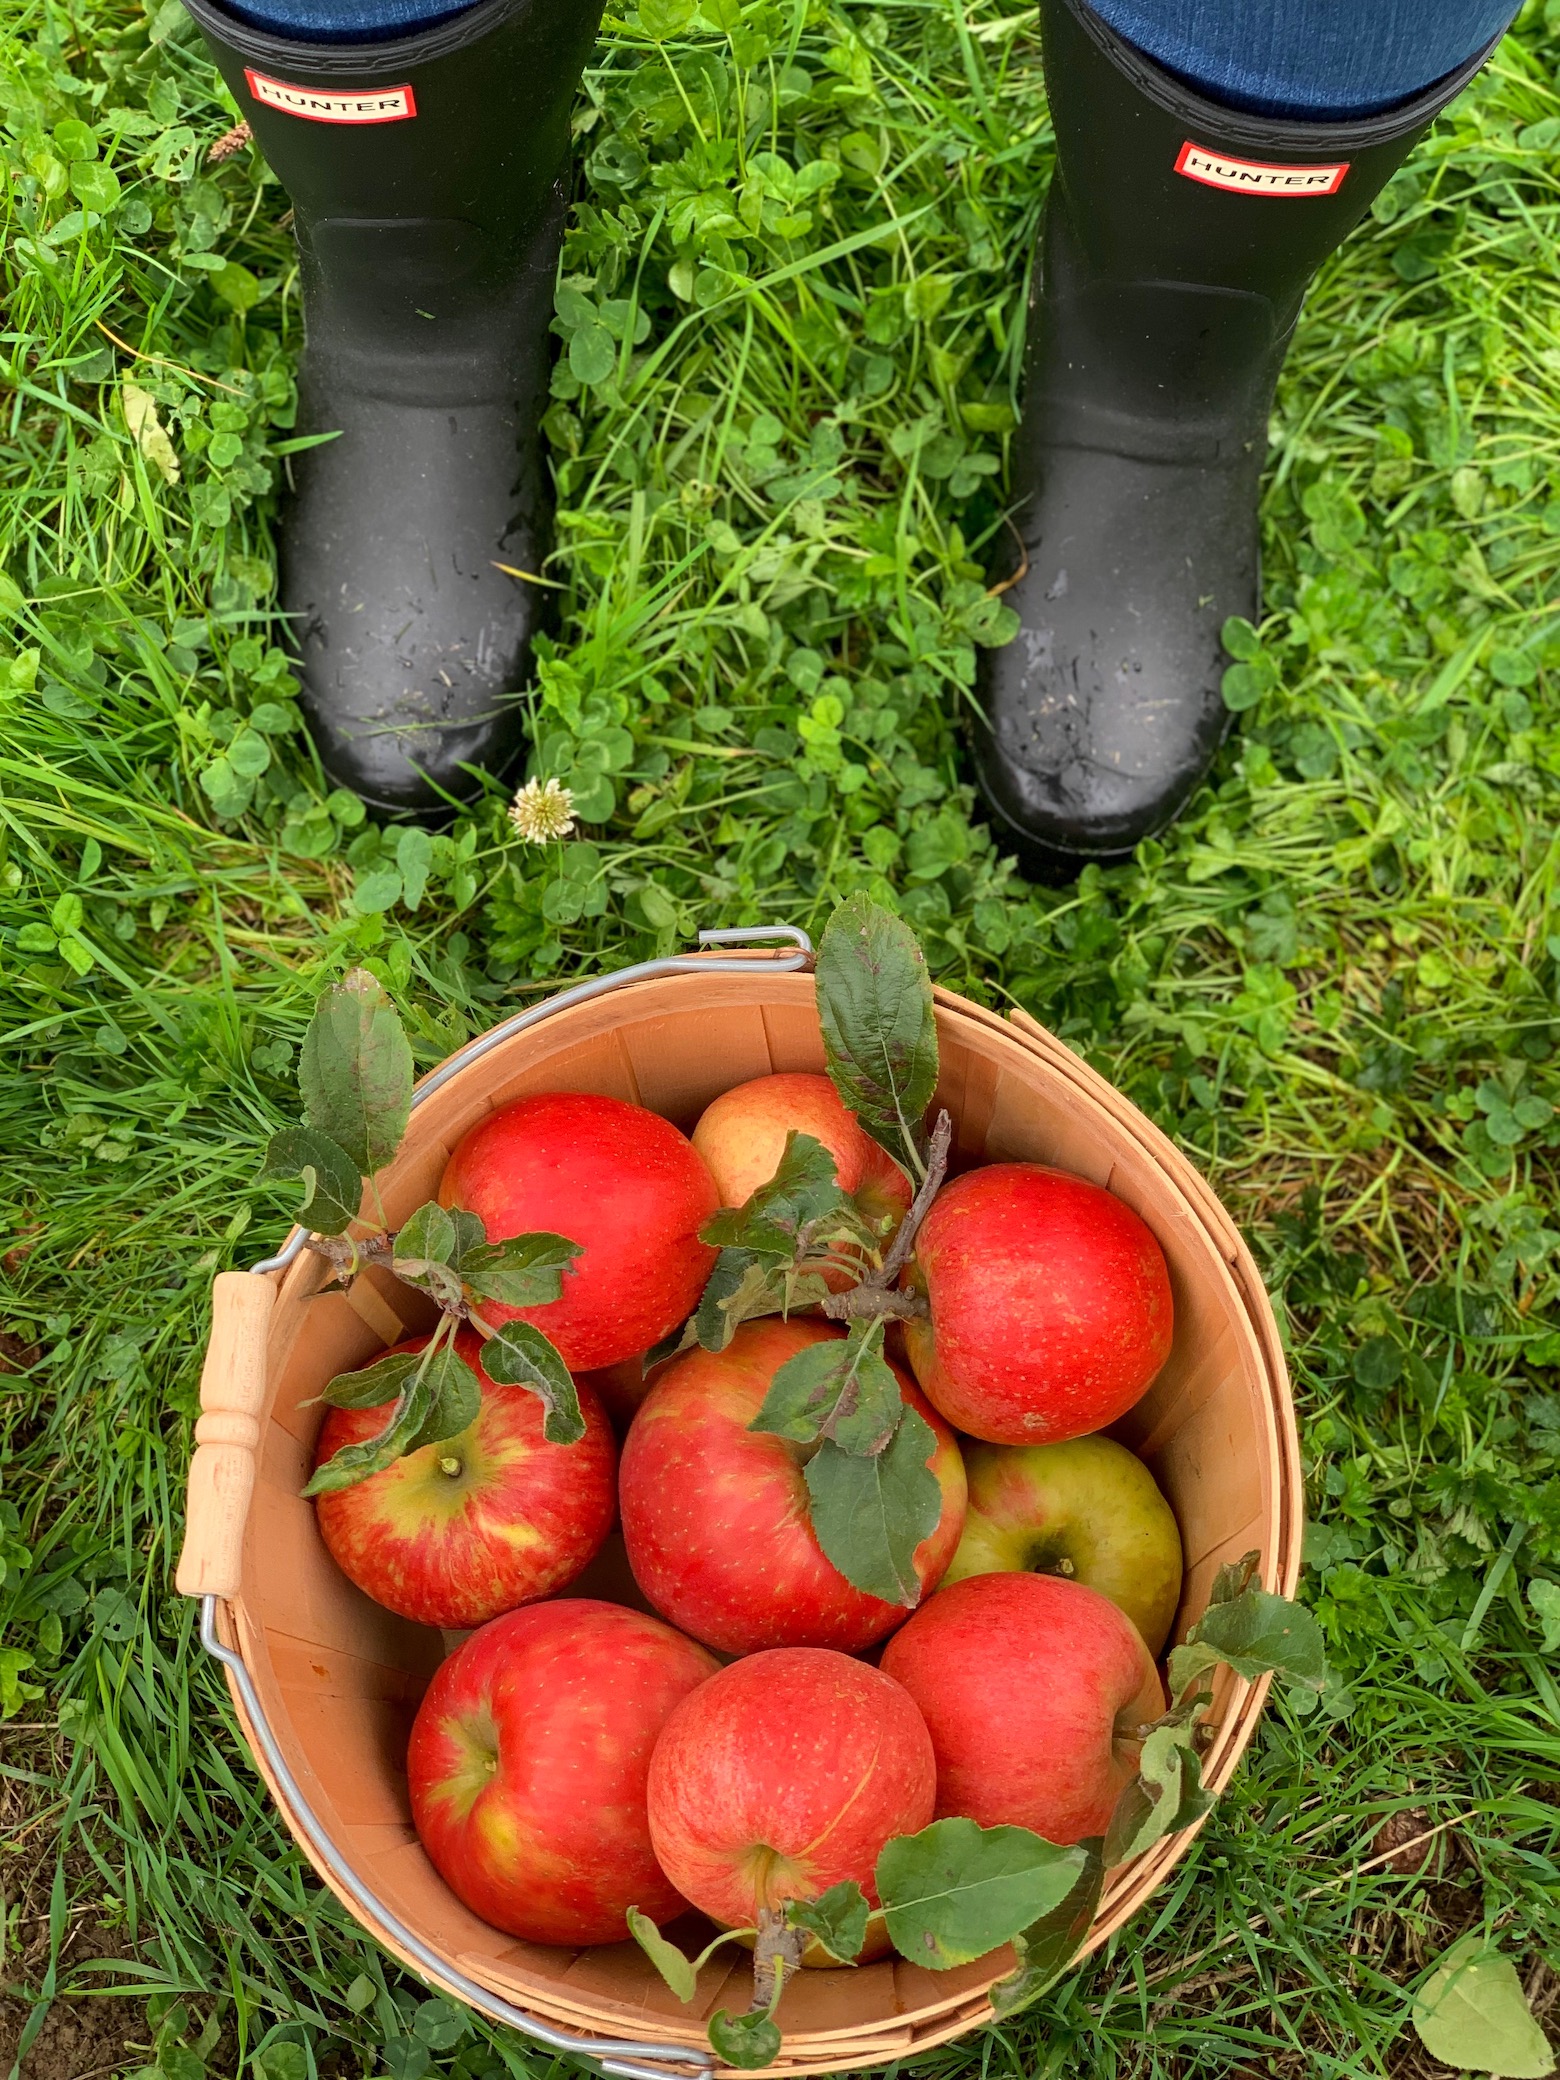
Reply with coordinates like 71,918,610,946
1175,140,1348,197
244,68,417,122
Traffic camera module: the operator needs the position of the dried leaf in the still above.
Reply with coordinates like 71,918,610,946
122,382,179,483
1412,1935,1555,2077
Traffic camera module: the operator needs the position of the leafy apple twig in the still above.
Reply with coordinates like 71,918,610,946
646,897,953,1607
257,969,586,1494
629,1570,1327,2065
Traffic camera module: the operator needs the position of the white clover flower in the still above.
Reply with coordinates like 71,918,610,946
507,776,576,845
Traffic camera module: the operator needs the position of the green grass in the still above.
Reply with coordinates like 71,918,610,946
2,0,1560,2069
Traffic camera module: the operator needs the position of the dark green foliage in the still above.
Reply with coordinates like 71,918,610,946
815,893,938,1179
804,1401,942,1605
785,1881,872,1964
876,1819,1087,1970
479,1321,587,1443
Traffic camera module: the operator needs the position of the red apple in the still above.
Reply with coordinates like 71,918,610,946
880,1572,1164,1845
646,1647,935,1931
408,1599,718,1945
313,1328,616,1628
619,1316,966,1655
693,1072,912,1242
902,1163,1173,1445
439,1091,719,1370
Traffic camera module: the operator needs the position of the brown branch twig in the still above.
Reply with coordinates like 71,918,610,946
749,1908,805,2012
820,1110,951,1323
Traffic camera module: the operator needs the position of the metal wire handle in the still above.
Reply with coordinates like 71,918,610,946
201,927,816,2077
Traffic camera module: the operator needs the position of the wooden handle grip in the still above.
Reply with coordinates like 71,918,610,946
176,1271,276,1599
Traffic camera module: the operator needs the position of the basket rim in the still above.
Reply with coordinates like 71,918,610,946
216,964,1302,2077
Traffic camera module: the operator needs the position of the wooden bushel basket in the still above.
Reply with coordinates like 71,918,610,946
177,932,1302,2078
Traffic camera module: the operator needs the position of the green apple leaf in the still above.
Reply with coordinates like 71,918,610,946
257,1126,363,1236
395,1200,458,1267
750,1319,902,1455
815,895,937,1183
298,967,414,1179
626,1909,754,2005
1167,1583,1327,1698
316,1348,422,1410
707,2009,782,2070
626,1908,697,2003
445,1205,488,1262
786,1881,870,1963
408,1343,483,1451
877,1818,1088,1971
701,1132,852,1256
988,1837,1104,2017
460,1231,583,1309
1411,1935,1556,2078
645,1319,697,1369
480,1320,586,1444
691,1249,832,1353
805,1404,941,1605
1102,1727,1214,1867
696,1247,770,1351
391,1201,466,1305
302,1342,481,1496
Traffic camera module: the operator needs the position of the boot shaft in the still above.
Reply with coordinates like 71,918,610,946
1023,0,1501,463
183,0,602,238
1039,0,1495,315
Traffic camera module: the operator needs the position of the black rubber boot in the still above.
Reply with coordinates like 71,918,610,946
181,0,604,814
975,0,1498,874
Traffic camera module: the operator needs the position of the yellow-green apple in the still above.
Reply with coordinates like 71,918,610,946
313,1329,616,1628
945,1435,1183,1655
880,1572,1164,1845
619,1316,966,1655
439,1090,719,1369
646,1646,934,1950
902,1164,1173,1445
692,1072,911,1279
408,1598,718,1945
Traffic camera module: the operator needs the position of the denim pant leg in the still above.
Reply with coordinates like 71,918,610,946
1082,0,1520,115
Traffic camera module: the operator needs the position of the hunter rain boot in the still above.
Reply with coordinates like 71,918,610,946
976,0,1499,873
182,0,605,813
